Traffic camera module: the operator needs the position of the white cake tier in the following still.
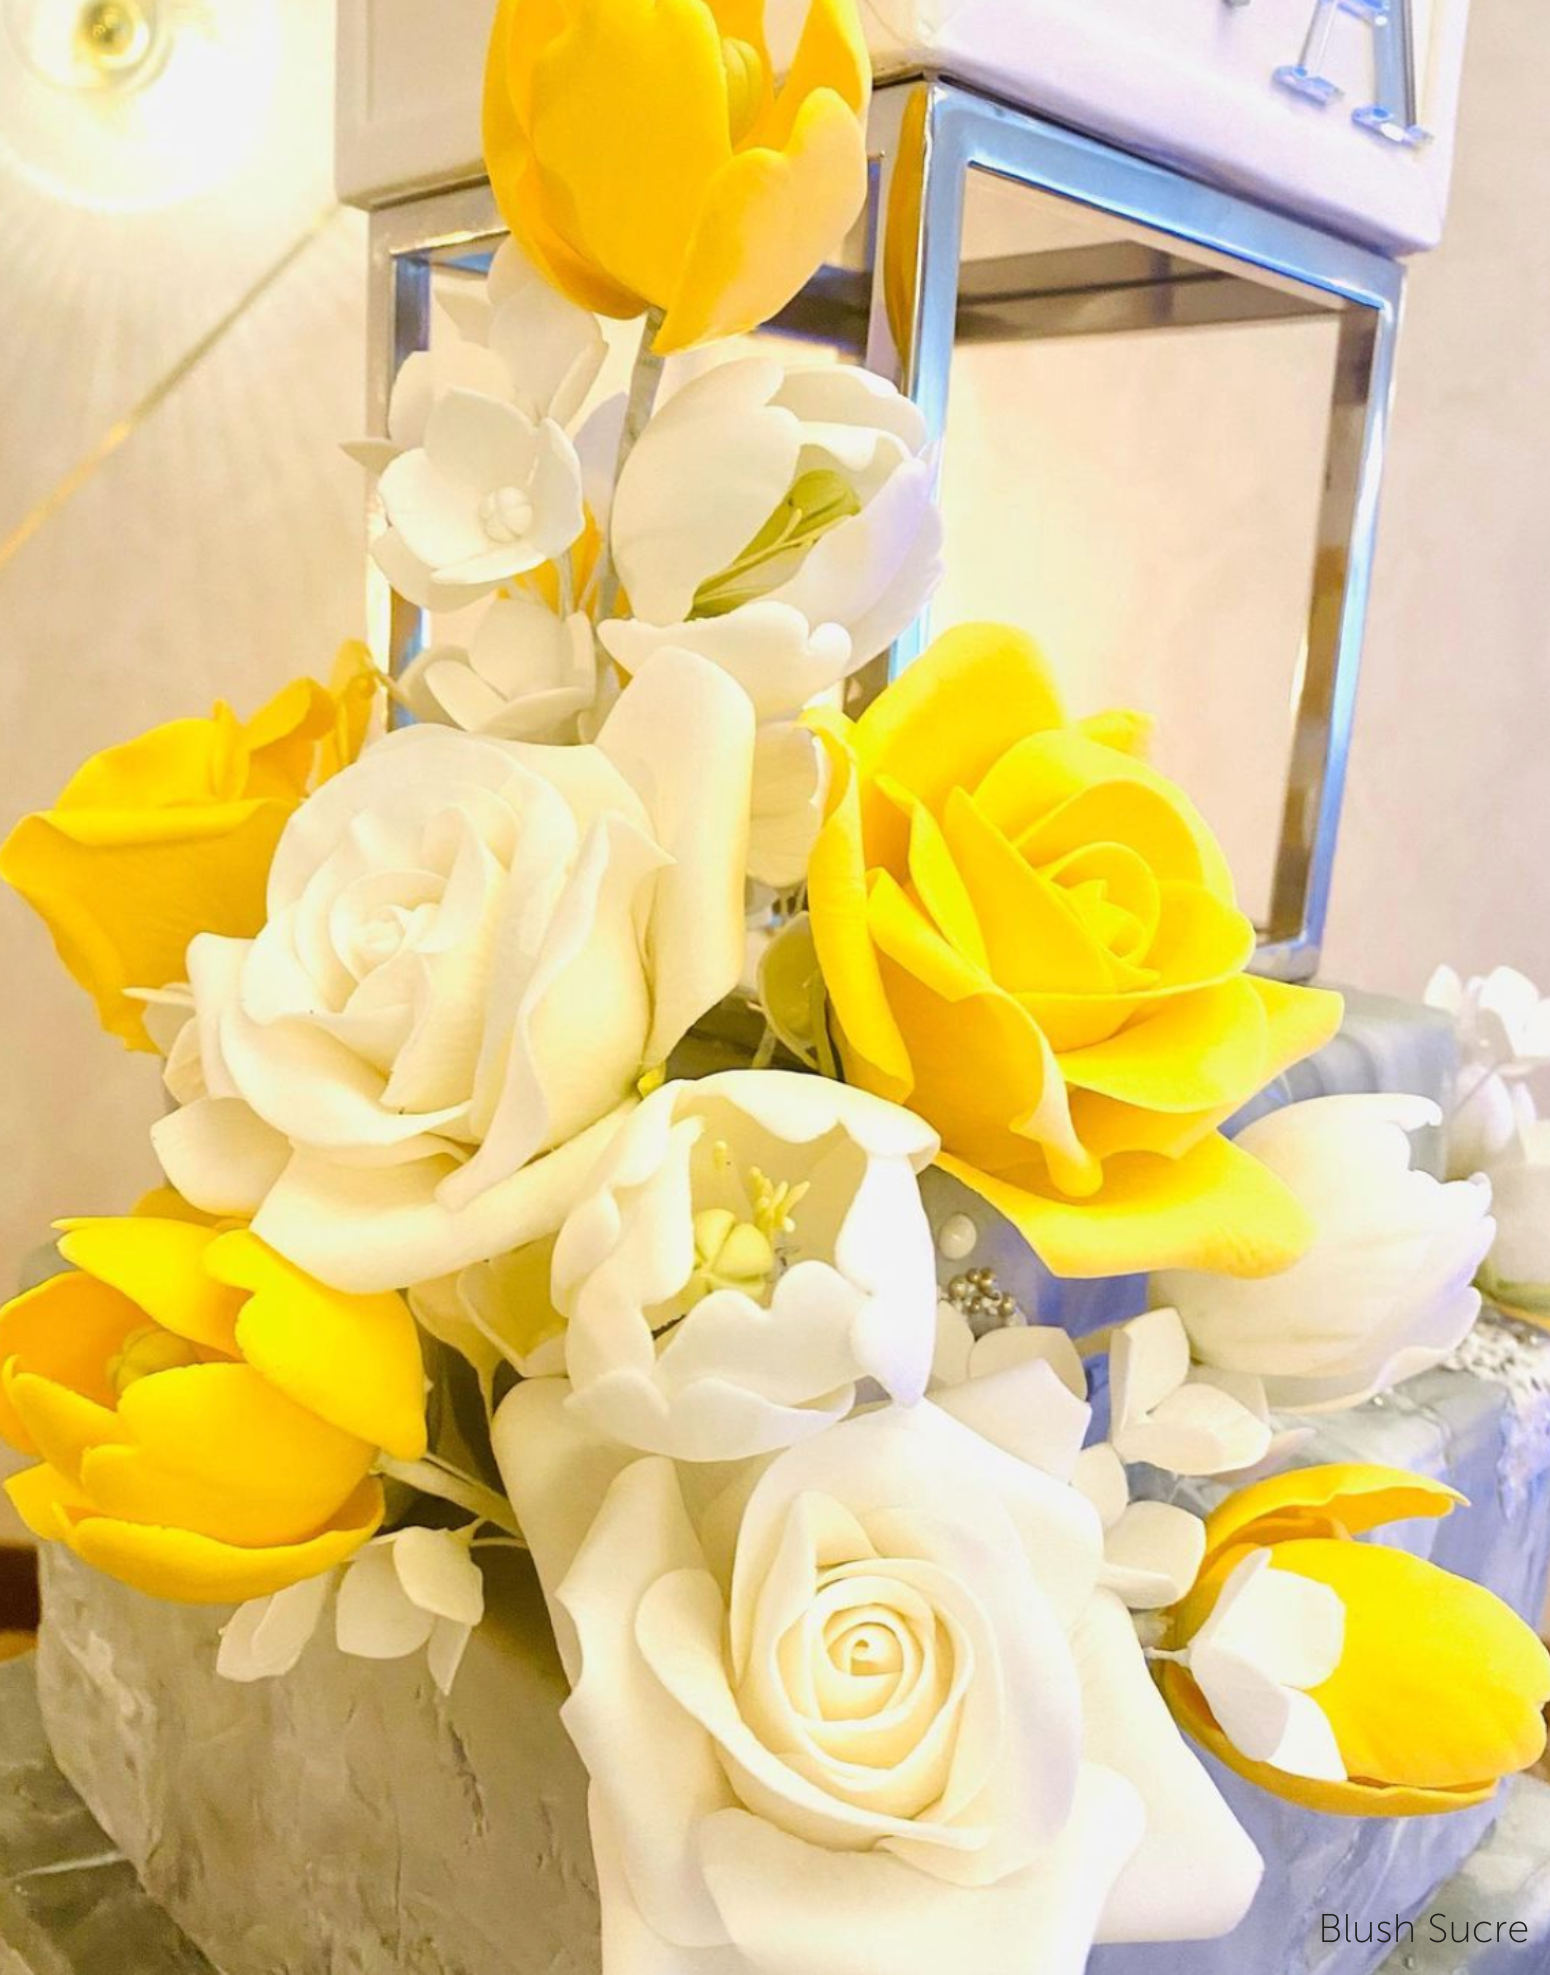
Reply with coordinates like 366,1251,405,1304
29,1310,1550,1975
336,0,1470,252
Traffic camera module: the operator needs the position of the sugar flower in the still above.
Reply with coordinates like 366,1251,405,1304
348,239,605,479
154,652,755,1293
1427,964,1550,1178
443,237,609,429
805,622,1343,1278
603,360,941,679
495,1386,1263,1974
335,1524,487,1692
927,1309,1211,1610
219,1524,488,1696
0,647,376,1051
1108,1307,1276,1476
1071,1442,1208,1613
0,1218,425,1603
377,390,585,596
484,0,870,354
396,593,603,744
1477,1118,1550,1322
1155,1095,1494,1411
601,359,943,888
1160,1464,1550,1814
553,1070,940,1459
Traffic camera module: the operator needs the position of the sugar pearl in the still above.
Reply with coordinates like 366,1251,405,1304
937,1212,978,1262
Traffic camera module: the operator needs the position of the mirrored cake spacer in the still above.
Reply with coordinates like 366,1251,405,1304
348,0,1470,982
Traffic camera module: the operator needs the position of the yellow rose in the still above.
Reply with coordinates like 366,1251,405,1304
805,623,1344,1277
1,644,378,1051
483,0,869,354
1160,1465,1550,1815
0,1213,425,1604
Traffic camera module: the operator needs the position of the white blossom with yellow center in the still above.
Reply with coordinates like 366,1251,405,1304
550,1070,940,1460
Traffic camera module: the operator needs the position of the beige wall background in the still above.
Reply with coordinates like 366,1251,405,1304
0,3,367,1313
0,6,1546,1306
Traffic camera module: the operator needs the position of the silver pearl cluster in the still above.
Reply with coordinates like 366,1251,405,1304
943,1267,1027,1338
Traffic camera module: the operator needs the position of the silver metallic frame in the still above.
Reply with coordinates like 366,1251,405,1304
365,75,1405,983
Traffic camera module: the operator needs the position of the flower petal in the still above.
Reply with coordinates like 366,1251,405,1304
81,1363,376,1548
218,1574,332,1682
1276,1538,1550,1791
67,1477,384,1605
596,649,754,1065
1200,1462,1462,1565
206,1230,427,1461
697,1768,1140,1975
0,1270,144,1453
1075,1589,1263,1942
54,1218,241,1353
656,87,868,353
937,1129,1315,1281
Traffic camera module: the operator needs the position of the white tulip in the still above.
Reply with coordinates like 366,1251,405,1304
1479,1118,1550,1318
1427,964,1550,1178
554,1071,939,1461
377,389,585,594
153,651,755,1292
397,593,603,744
601,359,942,891
604,355,943,687
493,1386,1262,1975
1154,1096,1495,1412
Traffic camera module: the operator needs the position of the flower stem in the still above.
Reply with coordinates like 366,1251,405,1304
379,1455,526,1542
596,305,668,623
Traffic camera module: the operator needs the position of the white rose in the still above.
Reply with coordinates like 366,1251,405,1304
553,1069,939,1460
493,1381,1261,1975
1154,1096,1494,1412
154,651,754,1292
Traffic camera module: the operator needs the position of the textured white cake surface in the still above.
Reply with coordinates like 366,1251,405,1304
336,0,1469,251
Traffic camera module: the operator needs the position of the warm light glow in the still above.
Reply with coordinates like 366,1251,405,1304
0,0,281,212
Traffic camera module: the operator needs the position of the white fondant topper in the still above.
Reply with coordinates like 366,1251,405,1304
336,0,1469,252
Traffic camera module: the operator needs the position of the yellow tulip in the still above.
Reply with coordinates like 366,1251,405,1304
483,0,870,353
1160,1464,1550,1815
1,644,378,1052
0,1213,426,1604
804,623,1344,1278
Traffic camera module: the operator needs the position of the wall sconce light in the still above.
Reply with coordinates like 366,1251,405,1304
0,0,280,212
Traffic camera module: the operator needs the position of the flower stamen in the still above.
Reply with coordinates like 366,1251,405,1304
106,1324,203,1396
721,38,765,148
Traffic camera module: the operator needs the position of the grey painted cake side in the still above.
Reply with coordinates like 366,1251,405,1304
34,1551,598,1975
